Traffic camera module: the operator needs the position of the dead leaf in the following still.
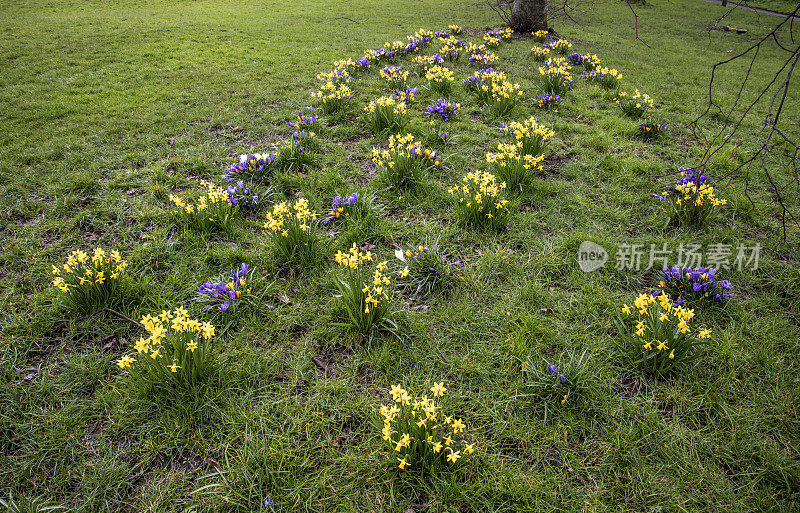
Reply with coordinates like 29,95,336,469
271,292,291,304
204,456,223,473
540,308,554,314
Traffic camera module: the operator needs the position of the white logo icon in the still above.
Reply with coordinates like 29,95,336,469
578,241,608,272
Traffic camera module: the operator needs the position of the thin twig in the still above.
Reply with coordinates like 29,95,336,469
688,4,800,241
82,307,144,329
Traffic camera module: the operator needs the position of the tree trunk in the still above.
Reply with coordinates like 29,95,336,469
509,0,548,32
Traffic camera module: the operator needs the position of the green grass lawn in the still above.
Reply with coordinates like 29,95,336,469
1,0,799,511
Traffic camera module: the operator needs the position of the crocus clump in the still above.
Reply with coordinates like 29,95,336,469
390,86,418,104
655,266,733,306
638,120,667,140
323,192,361,226
286,108,318,129
534,93,565,110
226,181,259,211
225,153,278,184
396,244,463,294
197,264,252,313
426,99,460,122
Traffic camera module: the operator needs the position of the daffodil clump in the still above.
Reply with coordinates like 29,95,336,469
379,65,409,88
169,179,236,232
468,47,498,66
425,65,455,96
363,96,409,134
395,244,463,295
449,171,509,230
51,248,129,313
464,69,522,117
530,46,551,62
379,383,475,472
532,30,549,43
482,33,502,48
545,39,572,54
336,57,370,74
653,167,727,228
316,80,354,114
333,244,396,335
582,67,622,89
317,68,351,86
537,63,574,96
498,27,514,39
620,292,712,377
439,37,466,61
116,308,216,389
501,117,556,157
412,53,444,72
364,47,396,63
486,143,546,190
462,68,502,101
263,199,320,269
614,89,654,118
581,53,601,71
371,133,440,190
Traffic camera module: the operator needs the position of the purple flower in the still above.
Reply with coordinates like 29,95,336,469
426,99,460,122
220,301,230,312
559,374,566,384
549,364,558,374
534,93,565,109
324,192,361,225
225,153,278,184
287,110,318,128
391,86,418,102
567,52,587,65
